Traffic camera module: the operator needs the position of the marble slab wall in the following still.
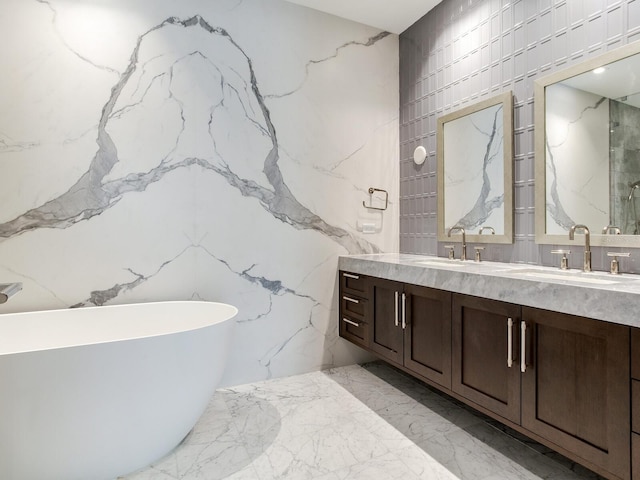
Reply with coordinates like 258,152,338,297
0,0,398,385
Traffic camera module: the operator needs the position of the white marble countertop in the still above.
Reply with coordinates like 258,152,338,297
339,253,640,328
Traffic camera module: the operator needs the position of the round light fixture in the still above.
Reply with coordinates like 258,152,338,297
413,146,427,165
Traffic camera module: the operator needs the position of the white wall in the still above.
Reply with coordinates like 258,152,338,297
0,0,399,386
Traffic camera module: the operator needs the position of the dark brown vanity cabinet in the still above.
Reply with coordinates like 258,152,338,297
521,307,630,480
338,271,369,349
367,277,401,363
368,277,452,389
452,298,630,479
339,272,635,480
451,294,522,424
629,328,640,479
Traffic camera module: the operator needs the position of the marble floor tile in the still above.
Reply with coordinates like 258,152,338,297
121,362,604,480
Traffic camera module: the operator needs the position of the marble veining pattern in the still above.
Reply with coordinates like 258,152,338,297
443,104,504,232
0,13,382,252
543,84,609,234
120,363,601,480
0,0,398,384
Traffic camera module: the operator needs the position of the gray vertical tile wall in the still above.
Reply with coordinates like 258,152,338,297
400,0,640,272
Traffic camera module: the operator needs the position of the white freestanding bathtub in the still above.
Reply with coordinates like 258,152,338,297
0,300,238,480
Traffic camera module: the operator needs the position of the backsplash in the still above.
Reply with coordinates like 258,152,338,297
400,0,640,273
0,0,398,385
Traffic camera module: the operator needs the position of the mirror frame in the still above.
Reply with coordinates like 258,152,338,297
437,91,514,244
535,41,640,247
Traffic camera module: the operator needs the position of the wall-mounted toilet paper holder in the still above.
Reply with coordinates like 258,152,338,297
363,187,388,211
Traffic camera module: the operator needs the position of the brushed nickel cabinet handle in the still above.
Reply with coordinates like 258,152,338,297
520,321,527,373
342,296,359,304
394,291,399,327
401,293,407,329
507,317,513,368
342,318,360,327
343,273,360,279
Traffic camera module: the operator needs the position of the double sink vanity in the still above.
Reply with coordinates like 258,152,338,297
337,39,640,480
338,253,640,480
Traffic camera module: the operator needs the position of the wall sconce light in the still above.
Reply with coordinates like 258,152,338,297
413,145,426,165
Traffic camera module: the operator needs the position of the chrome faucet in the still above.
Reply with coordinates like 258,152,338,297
569,224,591,272
479,226,495,235
602,225,621,235
447,226,466,261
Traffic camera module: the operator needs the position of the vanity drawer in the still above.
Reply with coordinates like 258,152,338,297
339,271,369,349
340,271,367,297
341,293,366,318
339,315,369,347
632,328,640,380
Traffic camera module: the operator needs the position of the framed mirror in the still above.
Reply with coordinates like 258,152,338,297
437,91,514,244
535,41,640,247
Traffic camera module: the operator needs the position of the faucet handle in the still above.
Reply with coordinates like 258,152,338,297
551,249,571,270
602,225,621,235
607,252,631,275
444,245,456,260
473,246,485,262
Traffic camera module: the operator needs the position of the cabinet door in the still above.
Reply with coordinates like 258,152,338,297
521,307,630,480
368,277,403,364
404,285,452,389
452,294,521,424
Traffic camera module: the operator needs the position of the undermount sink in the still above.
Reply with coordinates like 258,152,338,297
507,268,637,285
412,258,469,268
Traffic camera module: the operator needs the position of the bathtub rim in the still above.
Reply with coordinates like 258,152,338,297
0,300,238,356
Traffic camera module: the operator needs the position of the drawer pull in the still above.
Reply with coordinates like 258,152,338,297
507,317,513,368
342,273,360,279
343,296,359,304
342,318,360,327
